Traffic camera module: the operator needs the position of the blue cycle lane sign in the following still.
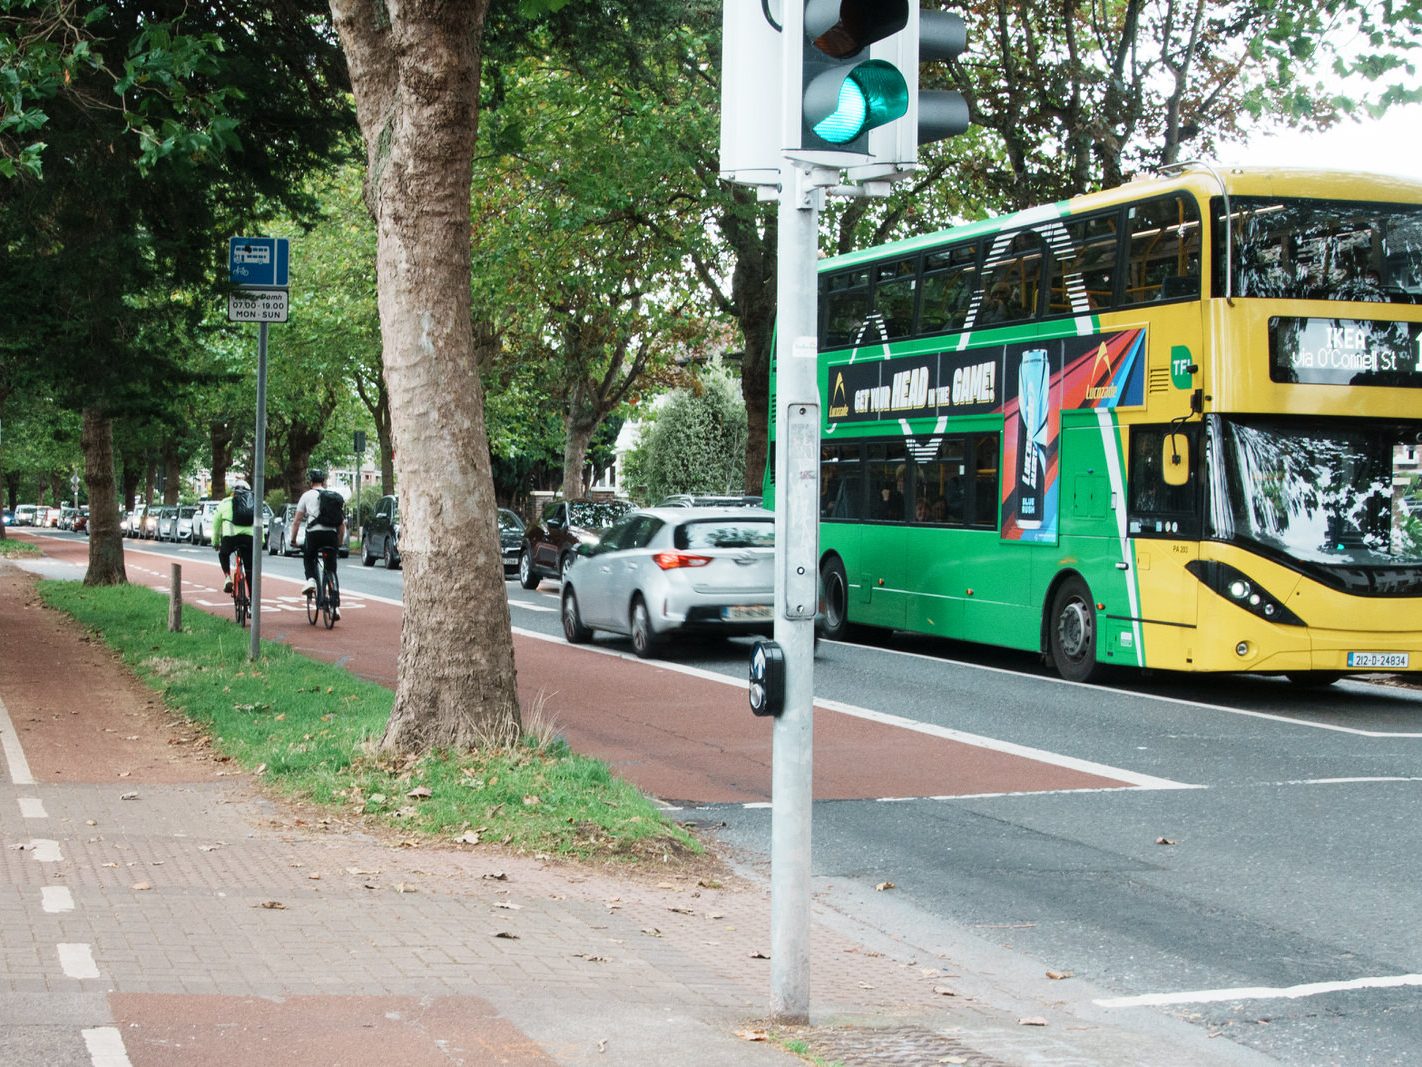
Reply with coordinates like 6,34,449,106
228,236,289,323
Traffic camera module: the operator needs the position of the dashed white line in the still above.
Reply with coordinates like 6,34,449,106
30,839,63,862
1096,972,1422,1008
0,692,37,785
58,942,100,979
18,796,47,818
41,886,75,914
82,1026,133,1067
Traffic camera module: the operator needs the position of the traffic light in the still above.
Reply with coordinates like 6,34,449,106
719,0,785,186
798,0,910,155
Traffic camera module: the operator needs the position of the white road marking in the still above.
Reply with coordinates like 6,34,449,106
512,626,1197,791
0,692,37,785
511,600,558,613
83,1027,133,1067
1096,972,1422,1008
41,886,74,914
18,796,47,818
30,839,63,862
58,942,100,979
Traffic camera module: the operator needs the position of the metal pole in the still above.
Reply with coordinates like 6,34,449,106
249,320,269,660
769,161,824,1025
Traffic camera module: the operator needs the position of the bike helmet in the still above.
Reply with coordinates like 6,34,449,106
230,476,250,489
307,468,327,485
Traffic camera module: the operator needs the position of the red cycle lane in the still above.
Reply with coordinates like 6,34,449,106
22,534,1142,805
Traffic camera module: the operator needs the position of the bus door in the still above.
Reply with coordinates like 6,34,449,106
902,437,974,637
1121,424,1202,670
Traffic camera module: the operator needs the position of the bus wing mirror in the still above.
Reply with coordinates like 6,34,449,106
1163,434,1190,487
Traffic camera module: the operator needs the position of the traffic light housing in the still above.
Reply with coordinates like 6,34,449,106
720,1,972,185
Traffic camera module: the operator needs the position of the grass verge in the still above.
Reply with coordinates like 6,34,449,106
37,579,699,864
0,537,41,557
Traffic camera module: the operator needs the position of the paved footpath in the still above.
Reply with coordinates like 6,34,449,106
0,548,1274,1066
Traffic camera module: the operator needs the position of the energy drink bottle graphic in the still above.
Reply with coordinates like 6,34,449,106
1017,349,1050,529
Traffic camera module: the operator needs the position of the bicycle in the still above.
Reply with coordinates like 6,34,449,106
305,546,340,629
231,550,250,628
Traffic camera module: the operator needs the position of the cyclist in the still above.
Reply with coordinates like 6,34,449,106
213,477,255,596
290,467,345,620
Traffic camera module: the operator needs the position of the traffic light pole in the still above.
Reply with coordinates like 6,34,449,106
770,162,832,1025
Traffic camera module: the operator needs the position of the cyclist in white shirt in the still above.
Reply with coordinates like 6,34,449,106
290,468,346,620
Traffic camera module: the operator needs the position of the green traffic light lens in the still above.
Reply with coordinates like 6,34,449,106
814,80,869,144
807,60,909,146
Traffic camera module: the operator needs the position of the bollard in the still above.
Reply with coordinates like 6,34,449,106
168,563,182,632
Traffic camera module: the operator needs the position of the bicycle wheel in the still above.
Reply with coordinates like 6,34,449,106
306,560,320,626
233,567,249,627
322,558,338,629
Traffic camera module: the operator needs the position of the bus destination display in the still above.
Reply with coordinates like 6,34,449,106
1269,317,1422,387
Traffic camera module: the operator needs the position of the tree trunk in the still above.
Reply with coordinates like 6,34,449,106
331,0,520,752
209,420,234,499
562,418,594,499
162,438,181,504
81,408,126,585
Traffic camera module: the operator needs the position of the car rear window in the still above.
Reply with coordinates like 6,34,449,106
675,519,774,550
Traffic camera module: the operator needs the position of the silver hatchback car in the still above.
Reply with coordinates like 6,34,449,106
560,506,775,658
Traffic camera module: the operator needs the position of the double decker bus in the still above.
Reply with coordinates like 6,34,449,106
794,165,1422,683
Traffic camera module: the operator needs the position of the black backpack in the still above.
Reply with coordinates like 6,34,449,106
231,486,254,526
315,489,345,528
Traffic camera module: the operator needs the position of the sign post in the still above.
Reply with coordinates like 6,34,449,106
228,236,290,660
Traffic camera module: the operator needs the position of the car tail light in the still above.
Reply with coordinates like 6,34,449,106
653,551,712,570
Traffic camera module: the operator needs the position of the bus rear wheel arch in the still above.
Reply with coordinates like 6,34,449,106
1047,575,1103,683
818,555,855,641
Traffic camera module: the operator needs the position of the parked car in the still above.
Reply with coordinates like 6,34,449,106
656,494,763,508
35,506,56,527
498,508,524,577
361,494,400,569
13,504,37,526
518,498,634,589
560,506,776,658
174,505,196,542
190,499,220,545
142,507,161,539
268,504,304,556
73,507,88,534
121,506,141,537
58,507,78,530
155,505,179,541
2,508,12,526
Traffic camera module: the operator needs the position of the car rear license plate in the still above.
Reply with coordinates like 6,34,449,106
1347,651,1410,669
724,604,772,621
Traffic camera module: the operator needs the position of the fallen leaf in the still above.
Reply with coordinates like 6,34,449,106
1018,1016,1048,1027
493,901,522,910
394,882,416,894
735,1029,769,1042
131,882,152,892
258,900,287,910
597,1039,607,1053
641,927,662,938
120,792,139,801
492,931,519,940
118,771,131,778
874,881,896,891
574,953,610,963
933,986,957,996
308,873,321,880
522,794,541,806
667,906,695,915
749,951,770,960
1046,970,1074,980
455,832,481,845
406,786,432,799
345,867,380,876
1156,836,1177,846
482,871,508,881
199,844,222,853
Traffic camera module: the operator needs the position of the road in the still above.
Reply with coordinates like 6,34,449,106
20,530,1422,1064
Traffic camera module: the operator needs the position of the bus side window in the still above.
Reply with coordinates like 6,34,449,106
1124,195,1202,305
919,243,979,334
823,269,871,349
1048,213,1121,315
821,445,864,519
874,258,918,340
971,434,1000,528
866,444,908,522
977,231,1046,326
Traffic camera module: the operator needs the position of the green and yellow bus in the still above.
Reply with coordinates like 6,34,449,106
792,165,1422,683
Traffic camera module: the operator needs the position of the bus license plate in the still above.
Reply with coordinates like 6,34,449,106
724,604,772,621
1347,652,1410,669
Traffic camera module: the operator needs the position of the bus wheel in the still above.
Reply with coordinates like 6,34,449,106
1049,577,1102,683
1286,671,1341,687
819,557,857,642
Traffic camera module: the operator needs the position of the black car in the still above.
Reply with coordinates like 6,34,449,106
518,498,633,589
498,507,525,577
361,494,400,569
